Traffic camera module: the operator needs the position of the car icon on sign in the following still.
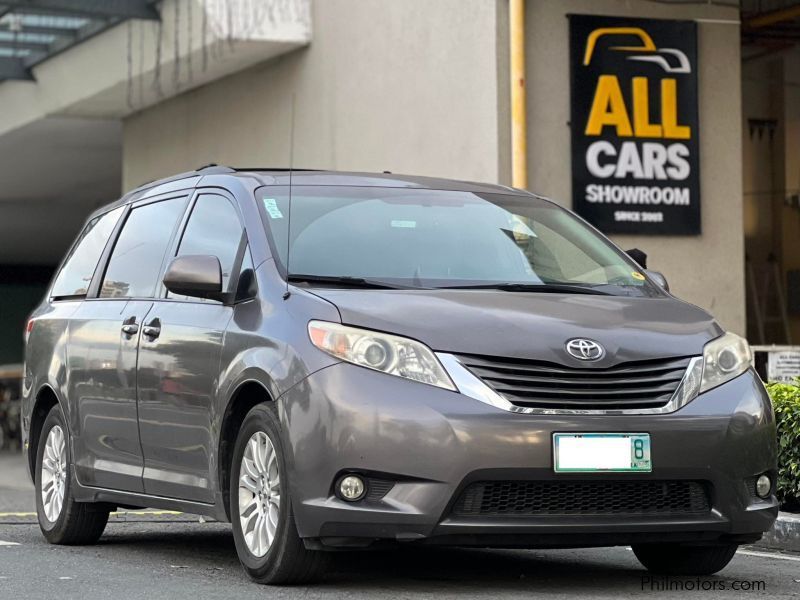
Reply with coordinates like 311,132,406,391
583,27,691,74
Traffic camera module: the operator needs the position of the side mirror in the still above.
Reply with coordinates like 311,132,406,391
163,255,224,300
645,269,669,292
625,248,648,269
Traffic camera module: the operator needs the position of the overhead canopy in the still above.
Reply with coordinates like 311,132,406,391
0,0,311,265
0,0,158,81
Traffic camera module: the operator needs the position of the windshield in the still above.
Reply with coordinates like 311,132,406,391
257,186,659,297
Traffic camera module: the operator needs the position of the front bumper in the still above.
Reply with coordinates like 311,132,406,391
278,364,778,548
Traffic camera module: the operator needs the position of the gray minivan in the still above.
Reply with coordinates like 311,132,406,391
21,167,778,584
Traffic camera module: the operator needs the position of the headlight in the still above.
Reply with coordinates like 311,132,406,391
307,321,456,391
699,332,752,394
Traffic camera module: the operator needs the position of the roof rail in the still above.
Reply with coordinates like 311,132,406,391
229,167,322,172
129,164,322,196
128,164,233,193
196,163,236,174
127,170,198,194
195,164,325,173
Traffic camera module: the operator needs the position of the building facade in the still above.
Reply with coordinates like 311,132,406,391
0,0,798,363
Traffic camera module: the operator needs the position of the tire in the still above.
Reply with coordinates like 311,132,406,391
230,403,329,585
632,542,738,575
35,404,109,545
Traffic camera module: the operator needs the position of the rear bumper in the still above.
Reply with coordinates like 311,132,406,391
278,364,778,548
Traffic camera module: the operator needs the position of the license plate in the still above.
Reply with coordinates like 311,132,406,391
553,433,651,473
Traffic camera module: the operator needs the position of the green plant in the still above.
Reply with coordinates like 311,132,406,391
766,380,800,507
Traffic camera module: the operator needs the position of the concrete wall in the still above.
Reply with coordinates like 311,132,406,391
123,0,501,189
523,0,746,334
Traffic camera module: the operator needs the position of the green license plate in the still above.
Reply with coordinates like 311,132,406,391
553,433,652,473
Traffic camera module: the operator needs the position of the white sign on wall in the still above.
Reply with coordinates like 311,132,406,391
767,350,800,383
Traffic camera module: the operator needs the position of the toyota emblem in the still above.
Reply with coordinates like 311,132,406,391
565,338,605,361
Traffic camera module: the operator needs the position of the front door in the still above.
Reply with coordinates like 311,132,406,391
136,192,244,502
136,303,232,502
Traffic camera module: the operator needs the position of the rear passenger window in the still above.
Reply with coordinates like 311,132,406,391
175,194,243,291
100,198,186,298
51,207,124,299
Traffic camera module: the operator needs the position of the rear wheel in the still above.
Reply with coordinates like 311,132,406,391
632,542,738,575
35,404,109,544
230,403,329,584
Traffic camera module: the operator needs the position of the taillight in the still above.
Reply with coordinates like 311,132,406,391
25,318,35,342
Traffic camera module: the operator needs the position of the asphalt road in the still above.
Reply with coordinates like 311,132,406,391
1,452,798,599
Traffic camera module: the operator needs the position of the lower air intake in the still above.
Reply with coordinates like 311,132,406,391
453,480,710,517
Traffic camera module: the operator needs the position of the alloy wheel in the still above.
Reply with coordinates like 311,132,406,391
41,425,67,522
238,431,281,557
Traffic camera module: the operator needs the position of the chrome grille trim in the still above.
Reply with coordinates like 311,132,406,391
437,353,704,415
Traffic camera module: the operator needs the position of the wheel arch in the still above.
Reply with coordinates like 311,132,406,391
27,384,62,478
218,377,276,521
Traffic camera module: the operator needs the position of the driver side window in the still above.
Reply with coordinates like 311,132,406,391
170,194,244,300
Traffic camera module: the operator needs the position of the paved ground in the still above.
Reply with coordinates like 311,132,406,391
1,452,798,599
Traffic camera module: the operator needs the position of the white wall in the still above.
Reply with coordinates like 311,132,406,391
123,0,501,188
523,0,746,334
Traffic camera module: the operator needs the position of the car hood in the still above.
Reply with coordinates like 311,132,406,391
308,288,722,367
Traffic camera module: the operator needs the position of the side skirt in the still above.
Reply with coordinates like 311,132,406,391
71,477,229,522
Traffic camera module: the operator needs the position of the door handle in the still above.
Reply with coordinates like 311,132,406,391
121,322,139,336
142,318,161,340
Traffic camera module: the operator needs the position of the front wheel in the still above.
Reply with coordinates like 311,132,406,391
35,405,109,544
230,403,329,585
632,542,738,575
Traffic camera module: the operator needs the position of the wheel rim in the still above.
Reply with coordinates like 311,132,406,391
238,431,281,557
41,425,67,522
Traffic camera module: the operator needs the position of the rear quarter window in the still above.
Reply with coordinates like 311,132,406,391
50,207,124,299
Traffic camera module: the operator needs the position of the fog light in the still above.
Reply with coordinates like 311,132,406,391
338,475,366,501
756,474,771,499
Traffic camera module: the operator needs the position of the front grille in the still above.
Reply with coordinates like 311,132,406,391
453,480,710,517
455,353,692,410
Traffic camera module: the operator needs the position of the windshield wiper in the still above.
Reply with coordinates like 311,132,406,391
288,274,413,290
438,282,612,295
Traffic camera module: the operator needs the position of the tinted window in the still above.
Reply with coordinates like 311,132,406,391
51,207,124,298
176,194,243,290
100,198,186,298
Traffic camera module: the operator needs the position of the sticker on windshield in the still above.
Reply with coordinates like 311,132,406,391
631,271,645,281
263,198,284,219
391,220,417,228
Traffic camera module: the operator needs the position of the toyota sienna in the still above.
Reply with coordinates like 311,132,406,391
21,166,778,584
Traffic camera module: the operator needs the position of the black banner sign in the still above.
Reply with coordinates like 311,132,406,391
569,15,700,235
